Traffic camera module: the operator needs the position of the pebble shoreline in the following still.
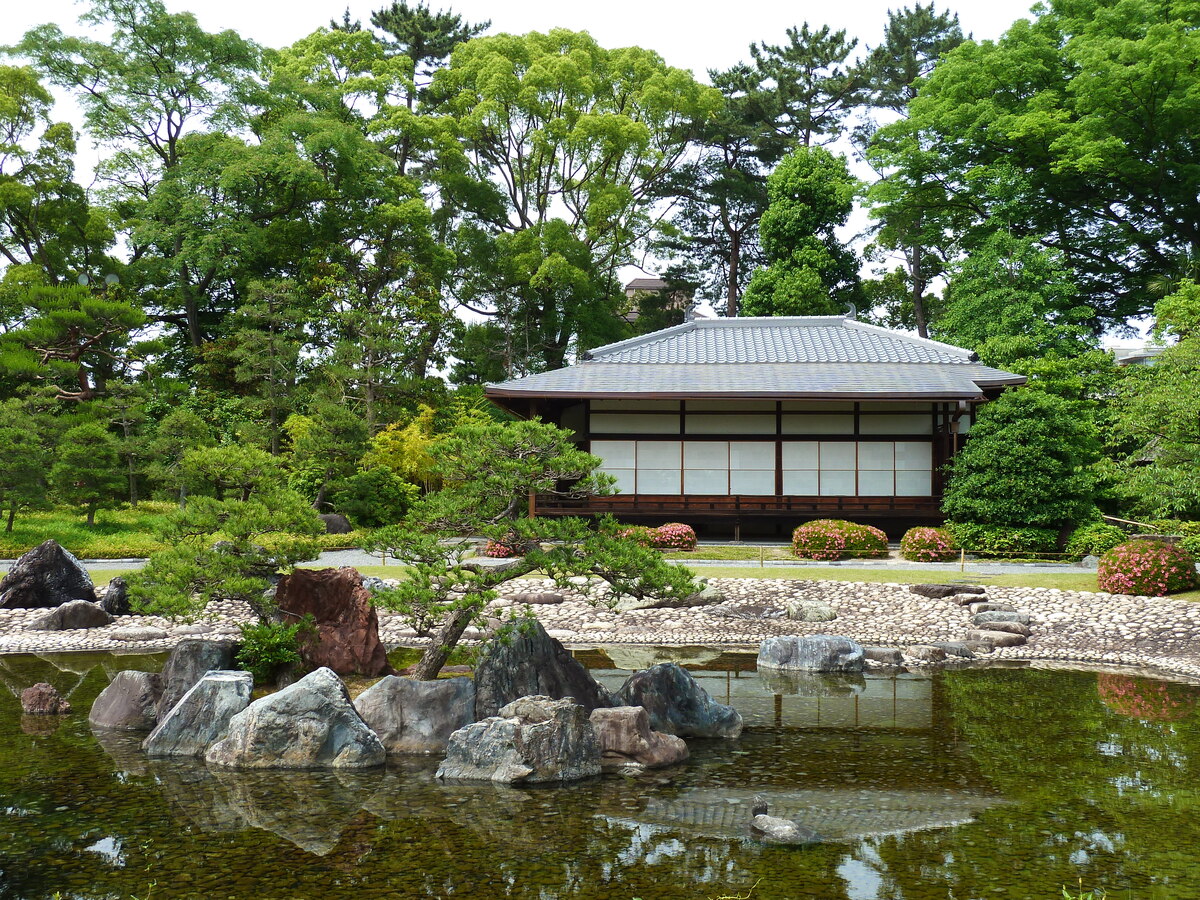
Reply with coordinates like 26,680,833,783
2,577,1199,682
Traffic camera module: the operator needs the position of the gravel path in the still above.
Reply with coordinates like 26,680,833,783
2,576,1199,682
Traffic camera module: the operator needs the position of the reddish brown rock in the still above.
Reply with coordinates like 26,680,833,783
274,567,390,677
589,705,689,771
21,683,72,715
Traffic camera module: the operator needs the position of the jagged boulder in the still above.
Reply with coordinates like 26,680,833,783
27,599,113,631
98,577,132,616
144,670,254,757
616,662,743,739
273,567,389,676
0,540,94,609
318,513,353,535
89,671,163,731
757,636,865,673
21,683,71,715
474,619,613,718
354,676,476,755
589,705,689,771
436,695,601,784
205,667,385,769
157,639,238,719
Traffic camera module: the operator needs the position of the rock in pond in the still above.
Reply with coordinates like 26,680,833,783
436,695,601,784
273,567,390,677
589,705,688,771
0,540,94,610
750,797,822,846
27,599,113,631
90,671,163,731
206,667,385,769
474,619,613,718
157,639,238,719
354,676,476,754
616,662,743,739
757,636,865,673
144,670,253,757
21,683,71,715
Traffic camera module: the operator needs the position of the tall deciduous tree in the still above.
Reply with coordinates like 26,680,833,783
858,4,965,337
435,29,719,373
741,146,862,317
866,0,1200,329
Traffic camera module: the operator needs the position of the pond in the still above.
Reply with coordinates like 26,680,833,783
3,649,1200,900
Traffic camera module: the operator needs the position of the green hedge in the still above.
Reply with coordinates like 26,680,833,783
949,522,1059,558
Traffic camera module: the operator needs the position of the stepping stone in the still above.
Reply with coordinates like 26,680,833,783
863,646,903,665
966,630,1027,648
109,626,169,642
905,645,948,662
909,584,986,599
968,602,1015,615
980,621,1032,636
972,611,1031,627
931,641,978,659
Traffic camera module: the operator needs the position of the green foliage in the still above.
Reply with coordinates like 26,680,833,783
943,390,1100,529
49,422,125,525
741,146,862,317
949,522,1060,557
792,519,889,560
0,502,173,558
1097,541,1198,596
1065,522,1127,558
899,526,958,562
235,615,314,684
128,447,322,621
329,467,418,528
0,400,49,530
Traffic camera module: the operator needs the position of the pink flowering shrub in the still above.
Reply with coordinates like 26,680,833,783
617,526,655,547
1098,673,1198,722
650,523,697,551
1097,540,1198,596
483,535,538,558
900,526,959,562
793,519,889,560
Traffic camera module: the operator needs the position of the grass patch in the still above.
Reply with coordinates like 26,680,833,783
688,565,1107,592
663,546,796,562
0,503,175,559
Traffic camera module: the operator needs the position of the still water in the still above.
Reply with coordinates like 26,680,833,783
3,648,1200,900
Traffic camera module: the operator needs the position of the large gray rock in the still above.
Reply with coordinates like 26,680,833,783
0,540,94,609
972,610,1032,627
354,676,476,754
318,513,353,535
436,695,601,784
157,639,238,719
966,630,1028,648
589,705,689,771
27,599,113,631
977,620,1032,636
909,583,986,600
616,663,743,739
89,670,163,731
143,670,254,757
757,636,865,673
205,667,385,769
98,576,132,616
474,619,613,718
785,600,837,622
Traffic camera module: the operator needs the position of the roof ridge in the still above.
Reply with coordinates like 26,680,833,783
585,320,698,359
842,319,975,359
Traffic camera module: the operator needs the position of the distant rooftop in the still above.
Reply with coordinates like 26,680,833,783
624,277,672,292
487,317,1026,401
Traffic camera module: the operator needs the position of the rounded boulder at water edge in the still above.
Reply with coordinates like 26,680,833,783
615,662,743,739
757,635,865,673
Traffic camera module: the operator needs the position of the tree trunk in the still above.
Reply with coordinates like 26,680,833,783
727,232,741,318
178,483,188,511
411,602,479,680
5,506,14,533
86,506,96,527
911,241,929,339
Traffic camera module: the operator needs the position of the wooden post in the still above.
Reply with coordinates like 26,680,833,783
528,489,537,518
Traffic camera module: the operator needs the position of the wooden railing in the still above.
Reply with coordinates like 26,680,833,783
535,493,942,520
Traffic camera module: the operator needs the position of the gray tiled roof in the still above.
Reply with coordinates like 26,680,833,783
487,317,1025,400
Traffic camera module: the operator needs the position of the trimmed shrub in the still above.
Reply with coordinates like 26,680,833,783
650,523,697,551
617,525,655,546
1097,540,1198,596
1149,520,1200,537
899,526,959,562
1065,522,1127,558
793,519,889,561
949,522,1059,557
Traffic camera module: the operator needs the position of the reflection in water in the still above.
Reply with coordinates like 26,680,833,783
2,650,1200,899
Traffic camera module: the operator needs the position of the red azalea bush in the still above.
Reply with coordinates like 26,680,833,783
1097,540,1198,596
793,519,889,560
900,526,959,562
651,523,697,551
483,535,539,558
1097,673,1198,722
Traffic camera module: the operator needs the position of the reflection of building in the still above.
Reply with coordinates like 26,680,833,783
486,316,1025,533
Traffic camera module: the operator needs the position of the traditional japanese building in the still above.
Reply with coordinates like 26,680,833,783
485,316,1025,535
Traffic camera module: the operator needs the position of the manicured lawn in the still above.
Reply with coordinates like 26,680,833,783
663,546,797,561
0,503,175,559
